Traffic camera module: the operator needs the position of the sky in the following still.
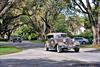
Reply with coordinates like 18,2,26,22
82,0,94,7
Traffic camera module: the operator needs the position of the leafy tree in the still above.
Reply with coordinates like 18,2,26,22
0,0,21,39
72,0,100,45
20,0,70,40
52,13,67,32
65,15,84,35
12,24,37,40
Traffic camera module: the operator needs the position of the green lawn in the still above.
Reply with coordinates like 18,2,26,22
0,41,8,42
0,46,22,55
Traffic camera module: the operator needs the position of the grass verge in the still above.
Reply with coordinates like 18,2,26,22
80,44,100,48
0,46,22,55
80,45,93,48
0,41,8,42
31,40,44,44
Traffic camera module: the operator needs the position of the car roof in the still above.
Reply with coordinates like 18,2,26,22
74,37,83,38
74,37,84,38
47,33,67,35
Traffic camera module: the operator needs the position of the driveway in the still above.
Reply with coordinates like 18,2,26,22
0,41,100,67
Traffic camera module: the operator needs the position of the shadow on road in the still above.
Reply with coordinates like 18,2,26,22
0,58,100,67
48,50,78,53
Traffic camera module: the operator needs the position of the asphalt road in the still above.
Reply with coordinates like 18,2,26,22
0,41,100,67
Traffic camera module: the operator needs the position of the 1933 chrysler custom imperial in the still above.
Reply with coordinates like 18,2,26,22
45,33,80,53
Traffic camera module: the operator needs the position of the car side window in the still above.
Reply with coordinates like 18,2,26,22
75,38,83,40
56,35,61,38
75,38,79,40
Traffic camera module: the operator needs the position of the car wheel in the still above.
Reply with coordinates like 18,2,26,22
13,40,15,43
74,48,79,52
19,40,22,43
57,45,62,53
82,41,86,45
45,47,49,51
45,44,49,51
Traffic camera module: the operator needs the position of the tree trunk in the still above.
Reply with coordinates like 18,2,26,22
7,31,12,40
87,11,100,45
92,24,100,45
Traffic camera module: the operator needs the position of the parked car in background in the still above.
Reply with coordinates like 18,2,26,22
45,33,80,53
10,36,23,43
72,37,89,45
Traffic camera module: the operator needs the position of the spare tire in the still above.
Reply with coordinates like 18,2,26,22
50,39,55,45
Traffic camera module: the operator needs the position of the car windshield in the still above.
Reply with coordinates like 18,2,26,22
47,35,53,39
47,33,67,39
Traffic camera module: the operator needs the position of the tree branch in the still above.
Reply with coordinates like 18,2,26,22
4,13,23,20
0,3,12,17
72,0,87,13
0,0,8,12
0,0,16,17
79,0,88,12
86,0,92,10
41,16,50,29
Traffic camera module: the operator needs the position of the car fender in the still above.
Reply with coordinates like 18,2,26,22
73,41,80,46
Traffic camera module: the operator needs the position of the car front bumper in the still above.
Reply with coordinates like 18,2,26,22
60,45,80,50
